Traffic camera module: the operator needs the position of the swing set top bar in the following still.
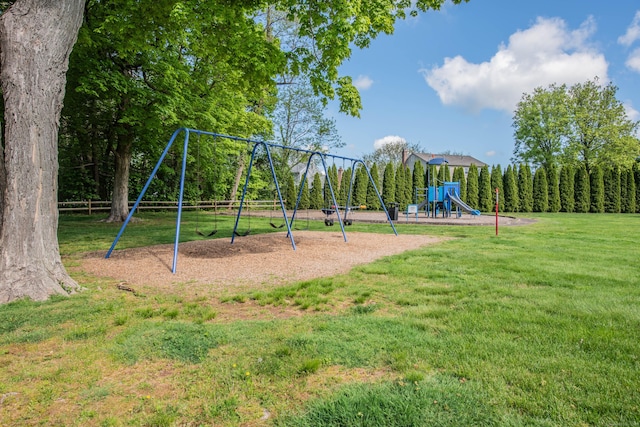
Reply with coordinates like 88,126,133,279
105,128,397,274
187,128,364,166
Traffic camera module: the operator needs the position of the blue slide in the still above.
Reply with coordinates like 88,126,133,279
447,192,481,216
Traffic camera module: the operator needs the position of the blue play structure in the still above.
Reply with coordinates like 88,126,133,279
413,157,480,218
415,182,481,218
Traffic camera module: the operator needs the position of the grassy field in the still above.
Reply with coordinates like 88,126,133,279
0,212,639,426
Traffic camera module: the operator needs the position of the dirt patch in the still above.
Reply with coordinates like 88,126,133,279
81,231,444,295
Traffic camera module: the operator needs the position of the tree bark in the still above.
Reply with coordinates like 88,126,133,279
0,0,84,303
228,153,245,208
105,136,132,222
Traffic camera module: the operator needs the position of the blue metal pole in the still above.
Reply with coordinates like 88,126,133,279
171,130,191,273
232,143,258,243
105,127,185,259
264,143,296,250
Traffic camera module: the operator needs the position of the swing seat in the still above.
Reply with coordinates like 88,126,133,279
270,222,285,229
343,219,353,226
324,218,334,226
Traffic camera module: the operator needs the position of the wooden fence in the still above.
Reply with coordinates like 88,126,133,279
58,199,285,215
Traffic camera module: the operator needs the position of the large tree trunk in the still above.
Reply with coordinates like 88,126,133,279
0,0,84,303
105,137,132,222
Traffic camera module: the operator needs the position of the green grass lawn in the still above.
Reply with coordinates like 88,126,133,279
0,212,638,426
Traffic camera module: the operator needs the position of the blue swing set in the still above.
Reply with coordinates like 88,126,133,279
105,128,397,273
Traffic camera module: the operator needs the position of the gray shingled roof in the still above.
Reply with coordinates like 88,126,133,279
411,153,487,168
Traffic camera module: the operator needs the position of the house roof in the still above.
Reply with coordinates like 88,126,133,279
409,153,488,168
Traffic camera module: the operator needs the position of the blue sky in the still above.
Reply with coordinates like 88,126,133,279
329,0,640,167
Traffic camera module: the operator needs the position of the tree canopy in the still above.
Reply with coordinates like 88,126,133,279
512,78,640,173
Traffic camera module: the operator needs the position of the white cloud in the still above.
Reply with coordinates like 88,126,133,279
623,100,640,122
485,150,497,157
421,17,608,113
353,75,374,90
618,11,640,46
374,135,406,150
625,47,640,73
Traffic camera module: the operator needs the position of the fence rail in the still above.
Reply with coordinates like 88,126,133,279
58,199,285,215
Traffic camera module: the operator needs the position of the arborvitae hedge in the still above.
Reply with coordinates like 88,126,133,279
533,167,548,212
490,165,504,211
574,165,590,213
478,165,492,212
625,167,636,213
413,161,425,194
503,165,519,212
403,165,413,208
466,165,479,209
285,173,296,210
452,167,467,201
366,162,381,210
298,177,310,209
338,167,353,206
589,165,604,213
443,164,451,182
559,165,574,213
518,164,533,213
395,163,407,210
353,166,367,207
635,162,640,213
546,164,561,213
603,167,621,213
382,162,395,207
310,172,323,210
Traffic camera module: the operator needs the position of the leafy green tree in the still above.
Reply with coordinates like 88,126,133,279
310,173,323,210
503,165,519,213
366,163,381,210
567,78,640,173
603,167,621,213
64,1,282,222
589,165,604,213
512,79,640,174
478,165,493,212
574,164,590,213
624,167,636,213
490,165,504,211
382,162,396,207
363,139,423,166
395,163,407,210
546,163,561,212
512,84,569,170
533,167,548,212
559,165,575,213
466,165,479,209
518,164,534,213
